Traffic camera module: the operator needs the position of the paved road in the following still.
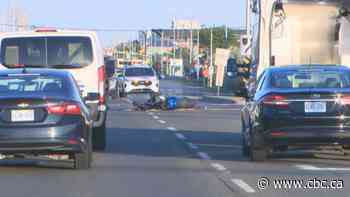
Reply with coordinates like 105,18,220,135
0,80,349,197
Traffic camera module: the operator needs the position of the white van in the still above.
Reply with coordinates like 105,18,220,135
0,29,108,150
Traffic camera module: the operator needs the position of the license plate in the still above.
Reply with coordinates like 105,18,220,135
304,102,326,113
11,110,35,122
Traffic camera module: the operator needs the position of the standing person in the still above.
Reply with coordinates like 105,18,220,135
195,63,201,80
202,64,209,87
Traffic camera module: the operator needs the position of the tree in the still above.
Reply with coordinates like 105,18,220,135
199,26,241,56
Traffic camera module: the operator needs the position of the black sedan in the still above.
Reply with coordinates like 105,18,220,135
0,68,92,169
241,65,350,161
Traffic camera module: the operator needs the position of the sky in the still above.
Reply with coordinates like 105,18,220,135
0,0,246,46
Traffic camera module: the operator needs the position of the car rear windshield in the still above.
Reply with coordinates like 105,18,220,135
0,37,93,68
270,69,350,89
125,67,154,77
0,75,69,98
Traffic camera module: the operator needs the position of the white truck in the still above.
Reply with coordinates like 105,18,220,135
0,29,108,150
245,0,350,80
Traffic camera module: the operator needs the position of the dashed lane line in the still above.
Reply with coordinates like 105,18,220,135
210,163,227,171
175,133,186,140
197,152,211,160
231,179,256,194
167,127,177,131
153,115,159,120
158,120,167,124
296,164,350,171
187,142,198,150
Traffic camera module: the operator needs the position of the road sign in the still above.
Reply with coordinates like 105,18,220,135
215,48,230,87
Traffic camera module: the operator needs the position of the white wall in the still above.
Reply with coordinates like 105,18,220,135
271,3,339,66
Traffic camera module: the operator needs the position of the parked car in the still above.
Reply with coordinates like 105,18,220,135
241,65,350,161
104,57,117,98
118,65,160,96
0,68,92,169
0,29,108,150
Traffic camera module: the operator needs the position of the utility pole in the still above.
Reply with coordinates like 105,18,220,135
209,25,214,88
172,18,176,77
196,28,200,80
160,30,164,75
246,0,252,37
190,24,193,66
225,24,228,48
131,39,134,61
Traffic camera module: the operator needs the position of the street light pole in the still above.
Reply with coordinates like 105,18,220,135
161,30,164,75
190,25,193,66
172,19,176,77
209,25,214,88
196,28,200,80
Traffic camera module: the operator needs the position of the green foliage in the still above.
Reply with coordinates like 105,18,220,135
199,26,240,52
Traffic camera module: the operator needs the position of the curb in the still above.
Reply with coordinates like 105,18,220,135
201,95,245,105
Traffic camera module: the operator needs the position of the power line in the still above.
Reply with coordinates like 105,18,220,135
0,23,245,32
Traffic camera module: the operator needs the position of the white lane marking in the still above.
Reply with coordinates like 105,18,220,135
296,164,350,171
203,108,241,111
211,163,227,171
153,116,159,120
158,120,166,124
197,152,211,160
108,104,121,108
148,112,154,116
126,98,133,104
167,127,177,131
231,179,256,193
175,133,186,140
205,103,242,106
187,142,198,150
295,165,321,171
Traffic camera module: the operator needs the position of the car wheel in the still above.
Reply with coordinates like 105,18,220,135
250,148,268,162
111,90,117,99
93,121,106,151
242,136,250,157
250,132,268,162
274,145,288,152
241,120,250,157
120,90,126,98
74,149,91,170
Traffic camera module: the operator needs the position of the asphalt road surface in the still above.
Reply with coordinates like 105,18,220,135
0,79,349,197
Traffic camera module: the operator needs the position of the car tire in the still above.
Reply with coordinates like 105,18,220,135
111,90,117,99
249,132,268,162
120,90,126,98
274,145,288,152
93,121,106,151
242,136,250,157
250,148,268,162
74,148,91,170
241,120,250,157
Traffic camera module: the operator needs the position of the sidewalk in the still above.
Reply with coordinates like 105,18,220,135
174,78,245,105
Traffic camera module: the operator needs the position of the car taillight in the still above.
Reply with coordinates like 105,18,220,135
48,103,81,115
98,65,106,104
340,95,350,105
262,94,289,108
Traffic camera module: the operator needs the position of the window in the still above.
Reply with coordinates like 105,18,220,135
256,71,266,91
0,75,68,98
125,68,155,77
1,37,93,68
270,69,350,89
